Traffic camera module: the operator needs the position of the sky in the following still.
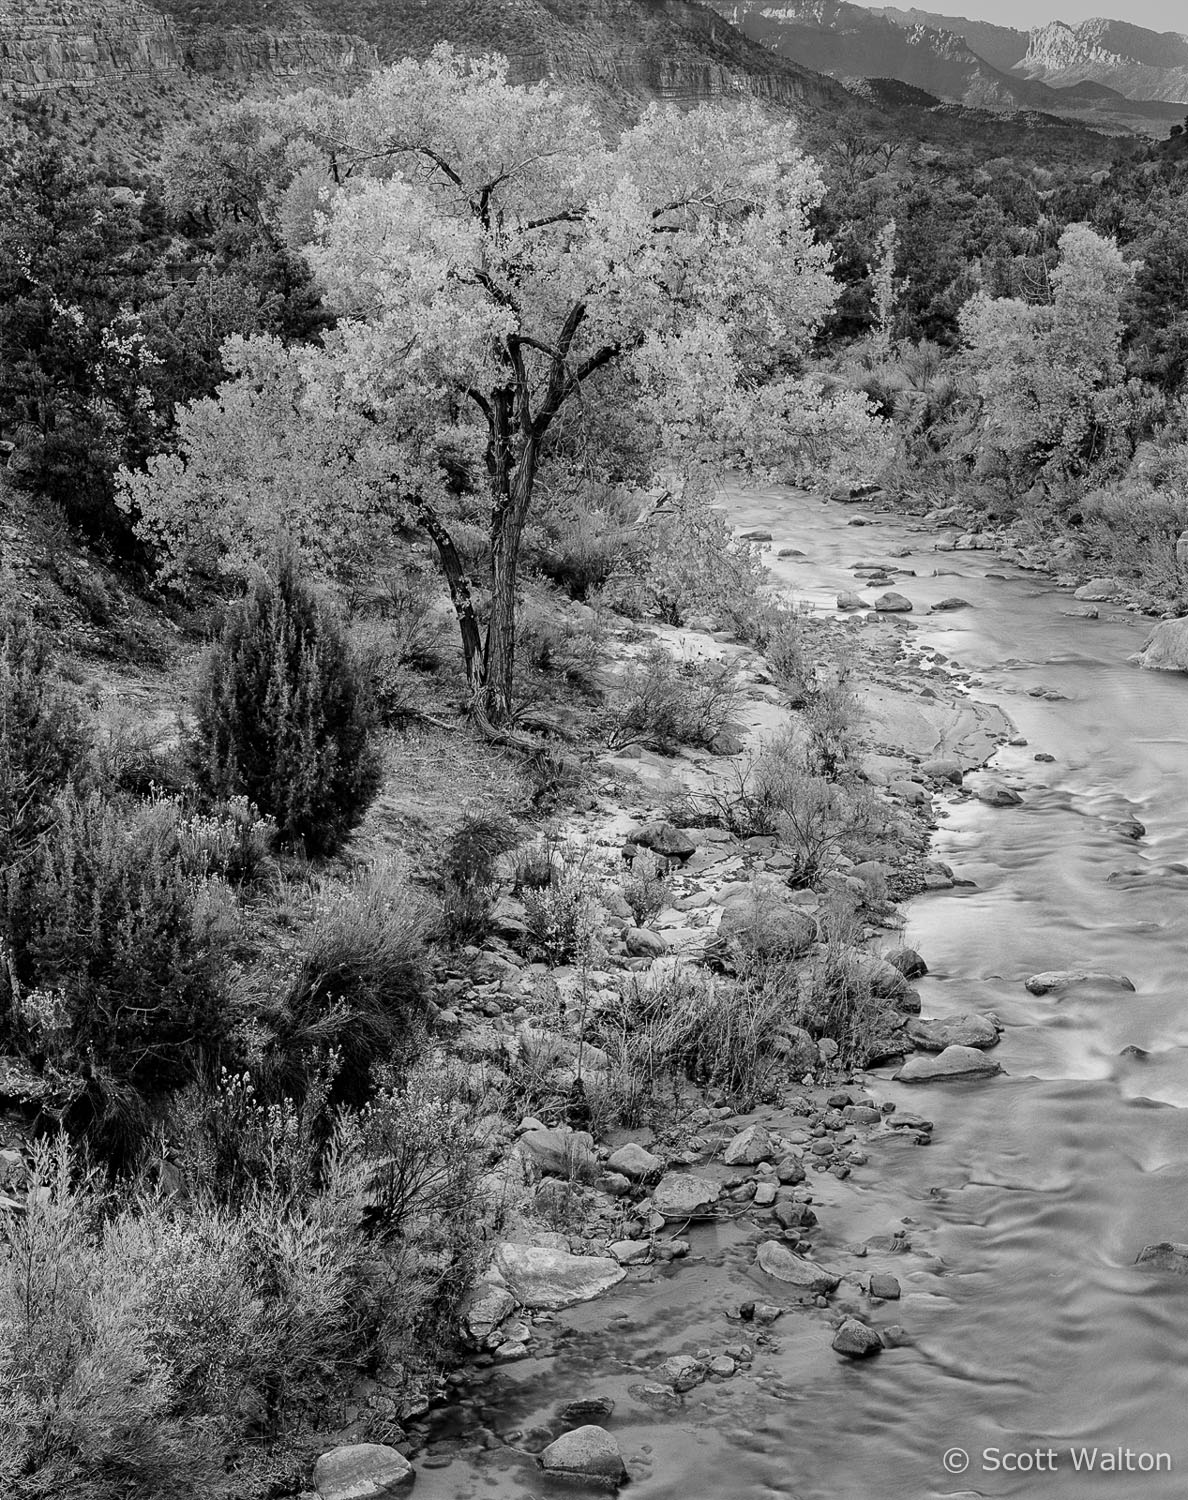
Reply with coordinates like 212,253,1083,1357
847,0,1186,32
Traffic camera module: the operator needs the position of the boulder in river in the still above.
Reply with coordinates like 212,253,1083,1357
722,1123,775,1166
1074,577,1123,601
906,1014,1000,1051
1025,971,1135,996
919,758,963,785
540,1426,626,1484
894,1045,1002,1083
314,1444,415,1499
930,597,971,612
1136,1243,1188,1274
832,1319,884,1358
756,1240,840,1294
886,946,928,979
493,1242,625,1309
1134,617,1188,674
837,590,867,611
874,591,913,612
607,1142,663,1181
976,782,1022,807
652,1172,722,1218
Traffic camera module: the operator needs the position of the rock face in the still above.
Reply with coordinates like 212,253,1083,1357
894,1044,1002,1082
1135,618,1188,674
540,1425,626,1483
492,1242,625,1309
756,1239,840,1294
1025,971,1135,995
314,1444,415,1499
1016,18,1188,105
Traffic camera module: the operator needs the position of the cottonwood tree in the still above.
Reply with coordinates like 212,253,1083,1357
121,48,885,723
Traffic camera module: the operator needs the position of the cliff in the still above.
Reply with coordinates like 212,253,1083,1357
1016,20,1188,105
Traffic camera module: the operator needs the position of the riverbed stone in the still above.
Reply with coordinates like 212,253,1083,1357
894,1044,1003,1082
492,1243,625,1309
518,1128,596,1178
1135,617,1188,673
627,821,696,861
722,1123,775,1166
1025,970,1135,995
610,1239,652,1266
652,1172,721,1218
1136,1242,1188,1274
977,783,1023,807
658,1353,705,1392
716,889,816,960
314,1444,415,1499
625,927,667,958
874,592,913,612
1074,576,1123,601
607,1142,663,1181
930,597,971,612
886,946,928,979
906,1014,1000,1051
869,1273,901,1300
832,1319,884,1357
756,1240,840,1294
539,1426,626,1484
837,590,867,611
463,1282,516,1343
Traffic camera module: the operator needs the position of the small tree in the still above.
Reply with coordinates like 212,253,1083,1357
192,551,380,855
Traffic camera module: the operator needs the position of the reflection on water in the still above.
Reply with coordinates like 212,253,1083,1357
421,487,1188,1500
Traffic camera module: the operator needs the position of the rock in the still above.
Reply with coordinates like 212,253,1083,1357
918,758,962,785
652,1173,721,1218
708,1354,736,1377
837,590,867,611
930,597,971,612
722,1124,775,1166
885,946,928,980
977,783,1022,807
559,1397,615,1423
906,1014,1000,1051
314,1444,414,1499
610,1239,652,1266
874,591,913,613
1135,617,1188,673
888,779,931,806
848,952,911,1001
492,1243,625,1310
1025,971,1135,995
607,1142,663,1181
832,1319,883,1357
1136,1243,1188,1274
519,1128,596,1178
624,927,667,958
894,1045,1002,1082
869,1274,901,1300
716,888,816,960
627,821,696,861
463,1282,516,1342
740,528,772,541
755,1240,840,1294
658,1353,705,1391
1075,577,1123,601
540,1426,626,1484
842,1104,881,1125
775,1024,819,1074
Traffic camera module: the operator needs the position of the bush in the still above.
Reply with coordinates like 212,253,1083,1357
191,552,382,857
620,848,672,926
522,862,602,966
437,813,520,945
0,607,89,860
267,861,429,1105
792,894,895,1069
611,647,742,752
0,790,238,1156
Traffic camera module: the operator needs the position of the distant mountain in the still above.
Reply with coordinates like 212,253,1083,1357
1016,19,1188,105
710,0,1051,110
873,7,1026,72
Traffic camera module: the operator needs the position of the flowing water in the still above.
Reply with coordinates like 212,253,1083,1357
422,486,1188,1500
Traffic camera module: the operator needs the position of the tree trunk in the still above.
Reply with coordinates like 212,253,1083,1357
482,448,535,719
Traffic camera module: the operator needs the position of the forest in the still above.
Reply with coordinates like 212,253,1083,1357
1,40,1187,1500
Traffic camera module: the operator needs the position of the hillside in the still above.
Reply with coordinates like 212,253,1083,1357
1017,19,1188,106
874,5,1026,71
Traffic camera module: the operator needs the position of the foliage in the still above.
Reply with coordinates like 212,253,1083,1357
0,607,89,862
0,789,238,1157
437,812,520,945
191,551,381,857
611,646,742,752
522,862,602,967
620,848,673,928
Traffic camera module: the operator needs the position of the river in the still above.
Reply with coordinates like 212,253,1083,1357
421,485,1188,1500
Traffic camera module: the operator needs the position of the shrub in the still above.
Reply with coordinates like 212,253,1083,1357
0,790,238,1156
620,848,672,927
792,894,895,1069
191,552,382,857
0,607,89,860
522,862,602,966
268,861,429,1105
438,813,520,945
802,679,862,781
622,488,768,629
611,647,742,752
535,485,640,601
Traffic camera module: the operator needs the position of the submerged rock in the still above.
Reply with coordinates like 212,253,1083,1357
1025,971,1135,996
1134,617,1188,673
894,1045,1002,1082
1136,1243,1188,1274
493,1243,625,1310
755,1240,840,1294
906,1014,1000,1051
314,1444,415,1499
540,1426,626,1484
